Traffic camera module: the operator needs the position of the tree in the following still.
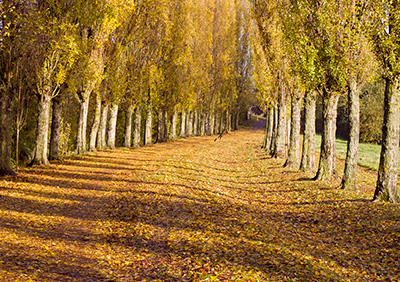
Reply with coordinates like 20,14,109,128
369,0,400,202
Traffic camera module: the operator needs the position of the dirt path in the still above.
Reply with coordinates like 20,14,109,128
0,122,399,281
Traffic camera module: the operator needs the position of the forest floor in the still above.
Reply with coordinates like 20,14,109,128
0,120,399,281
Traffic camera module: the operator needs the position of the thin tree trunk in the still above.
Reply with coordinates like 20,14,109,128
97,102,109,149
209,113,215,135
340,78,360,190
133,105,142,148
226,110,231,131
145,105,153,145
284,96,302,168
157,109,165,142
272,90,287,159
215,112,220,134
0,91,16,175
263,108,274,154
219,111,224,133
374,78,400,202
107,101,119,150
314,92,340,180
164,110,169,141
201,112,207,136
170,109,178,140
235,111,240,130
180,111,186,138
300,91,316,173
187,111,193,136
76,97,89,154
30,95,52,165
123,104,134,148
270,104,278,155
193,111,199,136
49,95,62,160
89,92,101,152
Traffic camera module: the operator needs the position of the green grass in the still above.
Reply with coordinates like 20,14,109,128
316,135,381,170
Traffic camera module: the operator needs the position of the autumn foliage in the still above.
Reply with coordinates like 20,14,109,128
0,122,398,281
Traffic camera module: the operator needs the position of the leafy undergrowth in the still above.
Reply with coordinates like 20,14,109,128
0,122,399,281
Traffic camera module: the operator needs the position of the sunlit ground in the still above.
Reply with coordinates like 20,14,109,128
0,123,398,281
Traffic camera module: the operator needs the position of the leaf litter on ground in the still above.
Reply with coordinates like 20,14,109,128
0,120,399,281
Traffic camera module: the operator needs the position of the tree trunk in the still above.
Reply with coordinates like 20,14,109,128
300,91,316,173
0,91,16,175
180,111,186,138
97,102,109,149
123,104,134,148
164,110,169,141
220,110,225,132
157,109,165,142
215,112,220,134
209,113,215,135
76,97,89,154
201,112,207,136
89,92,102,152
373,78,400,202
31,95,52,166
263,108,274,154
272,91,287,159
133,105,142,148
340,78,360,190
170,109,178,140
314,92,340,180
226,110,231,131
107,101,119,150
49,95,62,160
284,96,302,168
145,105,153,145
193,111,199,136
235,111,240,130
270,104,278,155
187,111,193,136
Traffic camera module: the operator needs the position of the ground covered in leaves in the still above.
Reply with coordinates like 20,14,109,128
0,121,399,281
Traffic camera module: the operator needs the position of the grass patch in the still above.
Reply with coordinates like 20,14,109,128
316,135,381,170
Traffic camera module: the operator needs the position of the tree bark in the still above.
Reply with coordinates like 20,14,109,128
145,105,153,145
340,78,360,190
235,111,240,130
373,78,400,202
201,112,207,136
107,101,119,150
123,104,134,148
270,103,278,155
76,97,89,154
284,95,302,168
272,90,286,159
215,112,220,134
170,109,178,140
263,108,274,154
187,111,193,136
209,112,215,135
0,91,16,175
97,102,109,149
180,111,186,138
164,110,169,141
49,95,62,160
89,92,101,152
300,91,316,173
314,92,340,180
31,95,52,166
133,105,142,148
193,111,199,136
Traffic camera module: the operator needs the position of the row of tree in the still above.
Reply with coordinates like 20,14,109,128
0,0,256,176
251,0,400,203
